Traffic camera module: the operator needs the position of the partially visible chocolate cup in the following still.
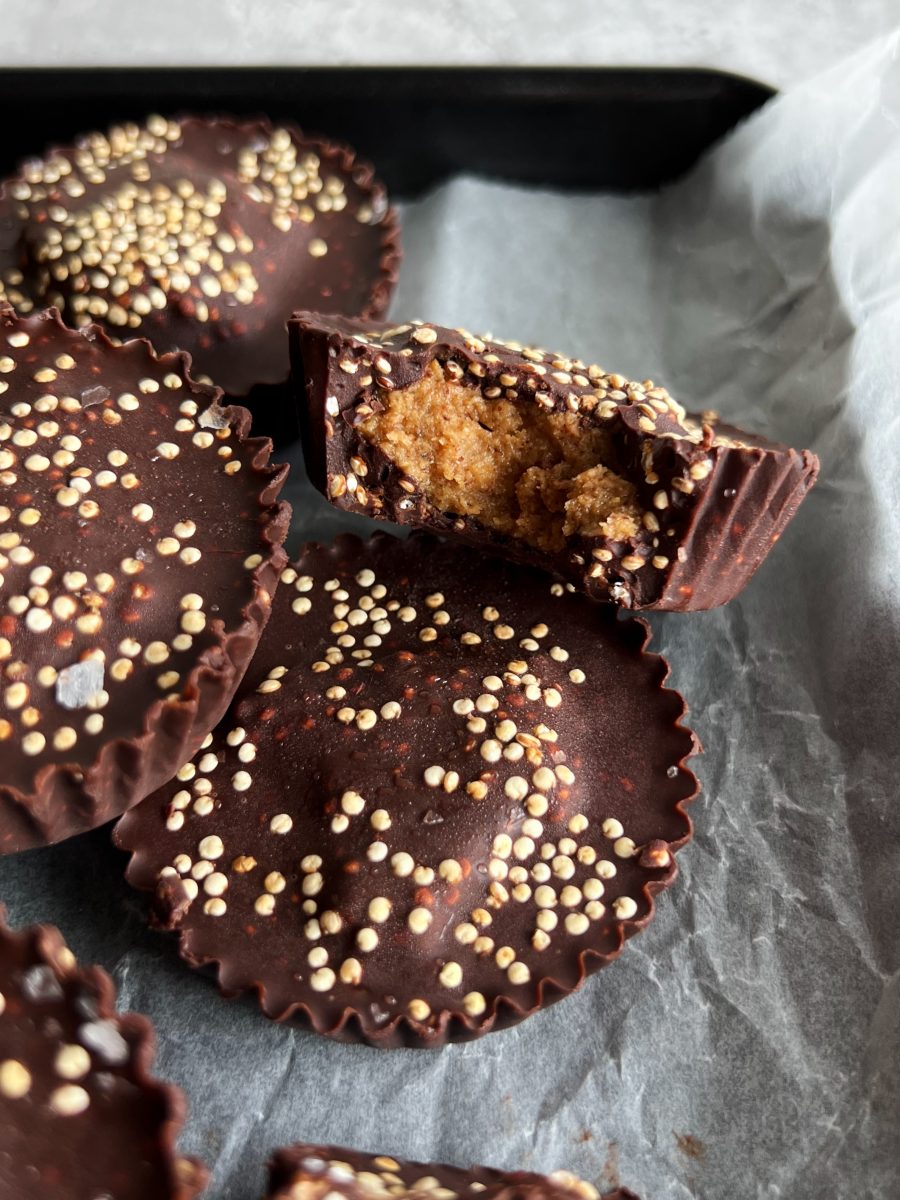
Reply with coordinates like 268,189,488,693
0,910,207,1199
0,116,401,443
116,531,698,1048
266,1144,640,1200
0,306,289,853
289,311,819,611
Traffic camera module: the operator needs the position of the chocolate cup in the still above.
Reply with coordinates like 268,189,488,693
0,910,207,1199
267,1144,639,1200
0,115,401,444
289,311,819,611
116,531,698,1049
0,306,290,853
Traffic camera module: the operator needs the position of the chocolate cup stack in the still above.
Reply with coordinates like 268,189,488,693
0,101,823,1197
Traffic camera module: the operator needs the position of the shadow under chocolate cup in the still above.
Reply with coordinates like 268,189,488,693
116,531,698,1049
0,909,208,1200
0,115,401,445
0,306,290,853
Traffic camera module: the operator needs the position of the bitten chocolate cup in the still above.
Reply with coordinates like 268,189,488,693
266,1144,639,1200
116,532,698,1049
0,115,401,442
289,312,819,611
0,306,289,853
0,911,207,1199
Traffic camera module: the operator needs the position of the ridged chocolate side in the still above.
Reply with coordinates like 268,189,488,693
659,432,818,608
267,1144,639,1200
0,911,207,1199
0,307,290,853
289,311,818,611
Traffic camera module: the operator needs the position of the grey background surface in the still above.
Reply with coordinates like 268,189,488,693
0,0,897,90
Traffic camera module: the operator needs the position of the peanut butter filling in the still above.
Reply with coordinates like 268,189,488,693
359,362,642,552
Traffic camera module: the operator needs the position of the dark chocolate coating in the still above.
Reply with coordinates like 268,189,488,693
116,532,697,1048
0,307,289,852
0,116,400,411
289,312,819,611
267,1144,638,1200
0,912,207,1199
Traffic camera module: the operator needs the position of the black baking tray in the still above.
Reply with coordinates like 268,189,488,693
0,67,773,197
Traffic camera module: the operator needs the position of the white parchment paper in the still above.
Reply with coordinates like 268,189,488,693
2,34,899,1200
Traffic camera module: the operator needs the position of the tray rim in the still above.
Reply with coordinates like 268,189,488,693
0,63,776,93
